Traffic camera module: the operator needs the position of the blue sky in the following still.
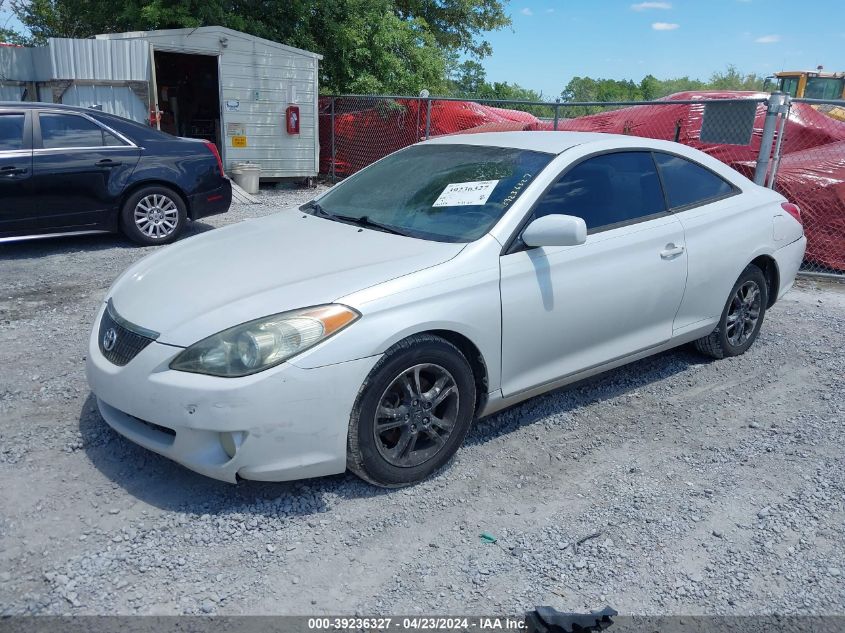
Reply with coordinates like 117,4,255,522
483,0,845,97
3,0,844,97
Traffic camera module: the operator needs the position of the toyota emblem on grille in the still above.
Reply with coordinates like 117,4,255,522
103,327,118,352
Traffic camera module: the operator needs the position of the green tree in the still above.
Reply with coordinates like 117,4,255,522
561,76,645,115
446,57,546,113
639,74,661,101
394,0,509,58
1,0,21,42
449,59,488,96
708,64,766,91
652,76,706,97
562,66,768,112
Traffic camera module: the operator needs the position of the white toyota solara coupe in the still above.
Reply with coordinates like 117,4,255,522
86,132,806,487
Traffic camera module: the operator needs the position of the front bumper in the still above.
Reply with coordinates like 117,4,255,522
85,304,380,483
190,179,232,220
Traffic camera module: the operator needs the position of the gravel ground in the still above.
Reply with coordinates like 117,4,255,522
1,186,844,617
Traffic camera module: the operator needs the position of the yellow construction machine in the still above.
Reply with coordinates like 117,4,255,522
766,68,845,121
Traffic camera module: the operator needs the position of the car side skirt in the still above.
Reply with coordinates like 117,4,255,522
479,324,716,418
0,229,112,243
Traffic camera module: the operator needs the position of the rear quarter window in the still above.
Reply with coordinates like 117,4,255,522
654,152,736,209
93,112,175,143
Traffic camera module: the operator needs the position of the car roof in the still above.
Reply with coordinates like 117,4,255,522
0,101,101,113
426,130,714,155
422,131,633,154
422,130,754,187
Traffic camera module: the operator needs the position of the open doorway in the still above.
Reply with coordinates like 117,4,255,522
153,51,221,150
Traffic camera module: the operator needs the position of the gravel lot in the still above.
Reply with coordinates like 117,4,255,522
1,187,844,617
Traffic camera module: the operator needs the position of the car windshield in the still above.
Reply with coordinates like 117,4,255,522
304,144,553,242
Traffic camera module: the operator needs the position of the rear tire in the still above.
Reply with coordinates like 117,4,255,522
694,264,769,359
120,185,187,246
347,334,476,487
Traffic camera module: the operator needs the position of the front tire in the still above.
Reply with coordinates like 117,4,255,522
347,334,476,487
120,185,187,246
694,264,769,359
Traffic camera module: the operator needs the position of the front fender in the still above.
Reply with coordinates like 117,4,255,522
290,237,504,392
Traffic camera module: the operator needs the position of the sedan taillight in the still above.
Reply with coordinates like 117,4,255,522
781,202,802,224
203,141,225,177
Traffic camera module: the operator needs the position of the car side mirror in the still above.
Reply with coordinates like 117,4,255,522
521,214,587,248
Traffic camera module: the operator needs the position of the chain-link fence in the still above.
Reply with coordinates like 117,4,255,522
772,98,845,275
319,93,845,277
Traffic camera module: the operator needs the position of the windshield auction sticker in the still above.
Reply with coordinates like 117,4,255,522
433,180,500,207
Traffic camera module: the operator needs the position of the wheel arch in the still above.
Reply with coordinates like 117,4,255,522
749,254,780,308
119,180,192,227
399,329,490,417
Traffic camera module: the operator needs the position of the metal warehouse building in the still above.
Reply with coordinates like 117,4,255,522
0,27,322,181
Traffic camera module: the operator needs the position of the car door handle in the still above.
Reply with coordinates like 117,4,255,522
660,244,685,259
96,159,122,167
0,165,27,176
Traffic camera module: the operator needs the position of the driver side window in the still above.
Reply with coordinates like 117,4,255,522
532,151,666,232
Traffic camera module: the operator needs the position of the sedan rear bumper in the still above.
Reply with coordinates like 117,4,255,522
773,234,807,301
190,179,232,221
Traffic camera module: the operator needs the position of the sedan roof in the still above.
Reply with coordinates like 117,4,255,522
422,130,754,189
425,130,654,154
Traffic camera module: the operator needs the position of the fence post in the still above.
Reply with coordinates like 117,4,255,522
754,92,786,186
330,97,336,183
424,98,432,140
553,98,560,131
767,97,791,189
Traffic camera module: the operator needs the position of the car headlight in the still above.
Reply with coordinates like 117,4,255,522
169,304,360,377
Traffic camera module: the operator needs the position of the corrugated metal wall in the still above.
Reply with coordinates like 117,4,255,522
49,38,149,80
2,39,149,116
61,84,148,121
0,84,25,101
0,45,58,81
0,46,34,80
45,38,150,120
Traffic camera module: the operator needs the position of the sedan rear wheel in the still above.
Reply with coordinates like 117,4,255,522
347,334,476,487
725,280,763,347
694,264,769,359
121,185,187,246
135,194,179,240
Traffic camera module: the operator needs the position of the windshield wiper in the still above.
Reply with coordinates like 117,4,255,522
301,201,336,219
346,215,413,237
302,202,412,238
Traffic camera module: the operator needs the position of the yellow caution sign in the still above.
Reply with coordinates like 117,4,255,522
231,136,248,148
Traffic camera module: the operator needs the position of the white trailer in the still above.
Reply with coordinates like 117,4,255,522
93,26,322,181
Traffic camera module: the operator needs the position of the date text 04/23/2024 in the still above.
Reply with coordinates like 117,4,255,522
306,616,527,630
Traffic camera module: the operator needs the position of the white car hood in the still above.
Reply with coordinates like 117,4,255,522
108,210,465,346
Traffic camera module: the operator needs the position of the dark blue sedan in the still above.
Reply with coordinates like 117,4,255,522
0,102,231,245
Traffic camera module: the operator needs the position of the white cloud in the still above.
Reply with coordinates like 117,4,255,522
754,34,781,43
651,22,680,30
520,7,533,15
632,2,672,10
